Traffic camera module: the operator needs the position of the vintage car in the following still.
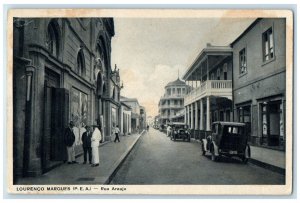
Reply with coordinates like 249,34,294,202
170,122,191,142
201,122,251,163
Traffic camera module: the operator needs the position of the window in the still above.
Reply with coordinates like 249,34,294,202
177,88,181,95
47,21,59,57
217,68,220,80
223,63,228,80
239,48,247,74
76,50,85,76
211,73,215,80
262,27,274,62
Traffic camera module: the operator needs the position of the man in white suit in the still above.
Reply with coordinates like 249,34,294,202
91,125,102,167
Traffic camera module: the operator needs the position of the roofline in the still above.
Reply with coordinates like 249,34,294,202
230,18,261,47
182,46,233,80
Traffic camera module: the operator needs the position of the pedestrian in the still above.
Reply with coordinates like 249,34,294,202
167,125,172,137
147,125,149,132
79,122,87,145
91,124,102,167
81,125,92,164
113,125,120,143
64,121,77,164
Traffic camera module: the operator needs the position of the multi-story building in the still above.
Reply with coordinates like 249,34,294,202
182,44,233,139
13,18,121,179
231,18,286,150
158,78,189,125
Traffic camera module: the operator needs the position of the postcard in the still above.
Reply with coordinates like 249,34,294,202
6,8,293,195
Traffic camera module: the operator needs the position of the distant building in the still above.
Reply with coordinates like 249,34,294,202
139,106,147,130
231,18,286,150
120,102,131,136
182,44,233,139
121,96,142,133
158,78,189,125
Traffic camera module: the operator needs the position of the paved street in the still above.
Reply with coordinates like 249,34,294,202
110,128,285,185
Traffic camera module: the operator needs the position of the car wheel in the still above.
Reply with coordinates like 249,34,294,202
211,145,217,161
242,144,251,163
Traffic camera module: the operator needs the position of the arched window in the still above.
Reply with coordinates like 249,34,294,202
76,50,85,76
46,21,59,57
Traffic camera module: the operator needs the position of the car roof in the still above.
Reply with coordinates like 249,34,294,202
212,121,246,126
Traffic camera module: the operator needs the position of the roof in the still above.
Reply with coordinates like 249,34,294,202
212,121,246,127
182,45,232,80
120,96,139,104
230,18,261,46
166,78,186,87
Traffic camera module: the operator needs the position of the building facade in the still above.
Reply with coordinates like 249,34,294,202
13,18,121,179
120,102,132,136
120,96,142,133
182,44,233,139
231,18,286,150
158,78,189,125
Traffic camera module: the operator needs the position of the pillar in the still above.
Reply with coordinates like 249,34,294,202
195,101,199,129
200,99,204,130
187,105,190,128
206,97,211,131
191,103,194,129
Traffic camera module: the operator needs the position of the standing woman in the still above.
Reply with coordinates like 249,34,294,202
91,124,102,167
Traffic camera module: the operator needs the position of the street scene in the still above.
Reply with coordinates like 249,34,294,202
12,16,287,186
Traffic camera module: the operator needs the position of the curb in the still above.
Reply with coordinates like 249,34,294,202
249,158,285,175
104,130,146,184
192,139,285,175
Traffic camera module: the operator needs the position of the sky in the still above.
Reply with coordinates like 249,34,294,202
111,18,255,117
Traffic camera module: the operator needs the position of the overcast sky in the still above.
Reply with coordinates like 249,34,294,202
111,18,255,117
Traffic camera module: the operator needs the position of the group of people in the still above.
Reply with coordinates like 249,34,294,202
64,121,102,167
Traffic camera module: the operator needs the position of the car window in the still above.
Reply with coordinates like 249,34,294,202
232,127,239,134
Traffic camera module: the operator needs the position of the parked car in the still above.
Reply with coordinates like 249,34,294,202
170,122,191,142
201,122,251,163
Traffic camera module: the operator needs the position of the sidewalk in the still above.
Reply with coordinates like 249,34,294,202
16,132,143,185
249,145,285,175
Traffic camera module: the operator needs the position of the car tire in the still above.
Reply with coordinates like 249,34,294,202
242,144,251,163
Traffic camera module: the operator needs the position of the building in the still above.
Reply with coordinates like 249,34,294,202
120,102,132,136
13,18,121,179
231,18,286,150
120,96,141,133
158,78,189,125
139,106,147,130
182,44,233,139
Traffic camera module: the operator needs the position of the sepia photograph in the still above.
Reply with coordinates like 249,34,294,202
6,9,293,195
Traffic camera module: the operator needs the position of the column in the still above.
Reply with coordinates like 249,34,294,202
187,105,190,128
195,101,199,129
200,99,204,130
184,106,187,124
191,103,194,129
206,97,211,131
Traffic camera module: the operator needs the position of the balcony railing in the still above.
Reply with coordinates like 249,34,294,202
184,80,232,106
159,104,184,109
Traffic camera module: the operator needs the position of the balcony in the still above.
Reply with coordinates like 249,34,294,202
184,80,232,106
160,94,184,100
159,104,184,109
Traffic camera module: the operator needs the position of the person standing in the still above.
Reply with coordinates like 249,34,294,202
113,125,120,143
91,125,102,167
64,121,77,164
81,125,92,164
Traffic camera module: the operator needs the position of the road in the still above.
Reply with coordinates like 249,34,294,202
110,128,285,185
